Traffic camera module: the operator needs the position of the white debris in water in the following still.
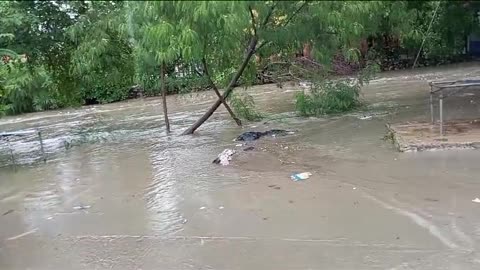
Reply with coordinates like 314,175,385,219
218,206,224,210
472,198,480,203
199,206,206,210
235,144,243,147
291,172,312,181
353,187,357,190
73,205,91,210
358,115,373,120
215,149,236,166
6,228,38,241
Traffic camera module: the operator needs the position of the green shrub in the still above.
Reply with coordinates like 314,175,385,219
295,80,361,116
229,92,263,121
0,62,56,114
295,64,379,116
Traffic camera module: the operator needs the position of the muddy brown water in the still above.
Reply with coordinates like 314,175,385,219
2,63,480,269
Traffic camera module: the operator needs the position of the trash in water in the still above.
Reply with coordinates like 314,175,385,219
182,218,188,224
472,198,480,203
212,149,236,166
235,131,264,141
235,143,243,147
243,146,255,151
218,206,224,210
291,172,312,181
73,205,91,210
199,206,206,210
235,129,294,142
353,187,357,190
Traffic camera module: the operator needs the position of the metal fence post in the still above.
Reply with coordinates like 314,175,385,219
439,91,444,136
430,86,434,124
38,131,46,162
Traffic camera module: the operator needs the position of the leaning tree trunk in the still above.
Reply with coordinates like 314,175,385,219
201,57,242,127
161,61,171,133
182,37,258,135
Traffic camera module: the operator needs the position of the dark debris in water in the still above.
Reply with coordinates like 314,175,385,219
2,209,14,216
235,129,294,142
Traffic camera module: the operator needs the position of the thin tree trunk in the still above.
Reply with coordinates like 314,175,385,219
161,61,171,133
201,57,242,127
182,37,258,135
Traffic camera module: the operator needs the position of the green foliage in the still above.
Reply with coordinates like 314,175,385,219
0,61,55,114
295,64,379,116
295,80,361,116
0,0,479,118
230,91,263,121
68,1,134,104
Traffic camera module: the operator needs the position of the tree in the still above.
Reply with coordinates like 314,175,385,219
126,1,183,133
68,1,134,105
180,1,380,134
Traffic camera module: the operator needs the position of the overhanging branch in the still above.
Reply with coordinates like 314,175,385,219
248,6,257,37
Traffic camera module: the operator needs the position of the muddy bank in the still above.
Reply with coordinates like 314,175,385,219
1,63,480,269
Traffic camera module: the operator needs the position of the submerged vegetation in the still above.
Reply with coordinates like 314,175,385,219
230,92,263,122
295,63,380,116
1,1,480,132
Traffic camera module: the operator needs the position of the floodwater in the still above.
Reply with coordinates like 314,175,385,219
1,63,480,269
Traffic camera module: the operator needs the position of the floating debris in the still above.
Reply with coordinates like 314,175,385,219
2,209,14,216
358,115,373,120
291,172,312,181
212,149,236,166
235,129,294,142
472,198,480,203
73,205,91,210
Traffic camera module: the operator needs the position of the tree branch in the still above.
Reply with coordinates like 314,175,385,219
248,5,257,37
182,36,257,135
283,1,308,27
254,2,308,54
261,3,276,27
201,57,242,127
254,40,270,54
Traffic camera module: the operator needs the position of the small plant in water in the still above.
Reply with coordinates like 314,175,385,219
295,64,379,116
229,91,263,121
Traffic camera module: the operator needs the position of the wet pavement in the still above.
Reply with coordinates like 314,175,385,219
1,63,480,269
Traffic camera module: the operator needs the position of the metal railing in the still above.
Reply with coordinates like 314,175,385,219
429,79,480,136
0,130,46,166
